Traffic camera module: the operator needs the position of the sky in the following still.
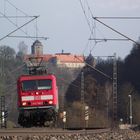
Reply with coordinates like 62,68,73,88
0,0,140,59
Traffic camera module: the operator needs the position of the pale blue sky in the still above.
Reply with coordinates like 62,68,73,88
0,0,140,59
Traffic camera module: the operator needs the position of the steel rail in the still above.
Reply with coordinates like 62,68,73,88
0,128,110,136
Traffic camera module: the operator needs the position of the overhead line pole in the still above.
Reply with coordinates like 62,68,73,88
92,17,140,46
89,38,129,41
0,16,36,18
0,16,39,42
94,17,140,19
0,12,47,41
0,11,39,41
81,71,84,105
112,53,118,126
81,71,85,128
94,55,114,58
7,35,49,40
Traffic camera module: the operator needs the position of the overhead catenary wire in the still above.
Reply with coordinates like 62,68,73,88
79,0,96,54
82,0,107,41
85,0,94,18
82,26,97,55
0,16,37,18
79,0,140,54
35,18,38,40
82,39,92,54
4,62,81,95
47,67,81,89
58,77,80,89
5,0,29,16
7,35,49,40
0,13,48,40
85,62,112,80
79,0,93,34
90,42,97,54
74,55,112,80
10,63,26,73
79,0,107,55
94,55,115,58
1,62,26,94
1,54,82,94
89,38,129,41
93,17,140,46
0,11,39,41
0,16,39,42
94,17,140,19
1,0,47,41
4,0,6,15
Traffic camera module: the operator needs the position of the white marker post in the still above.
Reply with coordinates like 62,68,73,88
63,111,66,129
85,106,89,128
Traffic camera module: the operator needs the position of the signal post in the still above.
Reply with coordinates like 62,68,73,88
0,96,7,128
85,106,89,128
62,111,67,129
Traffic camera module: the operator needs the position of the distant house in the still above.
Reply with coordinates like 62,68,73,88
25,40,85,69
24,54,53,67
51,53,85,68
25,53,85,69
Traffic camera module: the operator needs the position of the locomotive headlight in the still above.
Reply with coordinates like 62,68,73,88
48,101,53,105
22,102,27,106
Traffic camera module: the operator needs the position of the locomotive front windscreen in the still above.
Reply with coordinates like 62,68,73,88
22,79,52,91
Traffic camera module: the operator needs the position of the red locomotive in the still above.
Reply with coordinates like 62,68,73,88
17,68,59,126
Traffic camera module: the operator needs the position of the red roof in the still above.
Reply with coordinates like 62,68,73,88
55,54,84,63
25,54,54,62
25,53,85,63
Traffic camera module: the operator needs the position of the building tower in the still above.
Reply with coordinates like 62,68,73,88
85,53,96,67
31,40,43,55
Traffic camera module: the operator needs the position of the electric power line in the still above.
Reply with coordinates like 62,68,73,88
47,68,81,89
79,0,96,54
7,35,49,40
79,0,93,33
89,38,129,41
0,16,37,18
1,0,46,41
93,17,140,46
0,16,39,42
0,11,39,41
5,0,29,16
79,0,140,52
75,55,112,80
94,17,140,19
79,0,107,54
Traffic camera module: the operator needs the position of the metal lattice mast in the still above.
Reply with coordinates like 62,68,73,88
81,71,84,105
0,97,2,128
113,53,117,124
81,71,85,127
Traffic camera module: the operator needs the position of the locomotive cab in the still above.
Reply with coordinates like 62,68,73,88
17,74,59,127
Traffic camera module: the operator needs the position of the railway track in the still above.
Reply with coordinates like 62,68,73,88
0,128,110,136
